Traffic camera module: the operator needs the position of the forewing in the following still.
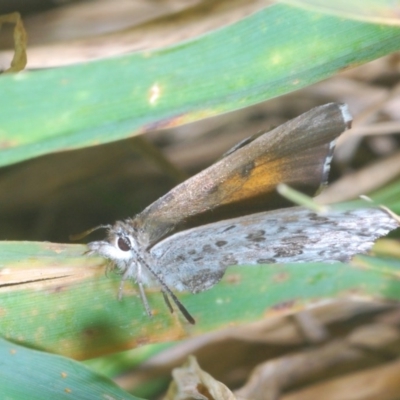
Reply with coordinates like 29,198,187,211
136,103,352,247
149,207,398,293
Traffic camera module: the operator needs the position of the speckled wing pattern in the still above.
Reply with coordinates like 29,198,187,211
150,206,398,293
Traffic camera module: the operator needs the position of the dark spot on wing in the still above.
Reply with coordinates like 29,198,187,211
207,184,219,195
193,256,204,262
257,258,276,264
307,213,330,223
216,240,227,247
246,230,266,242
176,254,185,262
337,254,350,262
188,249,196,255
219,254,238,267
281,235,309,243
183,269,225,293
273,245,304,258
240,160,255,178
222,225,236,233
202,244,214,253
357,231,375,238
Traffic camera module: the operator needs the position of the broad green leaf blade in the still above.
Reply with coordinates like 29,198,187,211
1,4,400,167
0,337,142,400
1,240,400,360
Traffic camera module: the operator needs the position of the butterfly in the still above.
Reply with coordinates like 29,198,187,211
86,103,398,324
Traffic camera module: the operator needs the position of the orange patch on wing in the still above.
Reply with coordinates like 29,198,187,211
222,158,284,204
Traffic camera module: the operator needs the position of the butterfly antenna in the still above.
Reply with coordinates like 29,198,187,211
69,224,111,241
158,279,195,325
137,267,153,318
161,290,174,314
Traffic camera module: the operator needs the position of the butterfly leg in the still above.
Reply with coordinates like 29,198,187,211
137,262,153,317
117,261,137,301
161,289,173,314
118,268,128,301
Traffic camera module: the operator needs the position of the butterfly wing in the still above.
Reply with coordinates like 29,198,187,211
135,103,352,248
149,206,398,293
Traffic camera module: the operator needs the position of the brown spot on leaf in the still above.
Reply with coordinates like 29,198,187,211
271,299,296,311
0,139,18,149
273,272,290,283
136,336,151,346
141,113,185,132
224,273,241,285
82,327,101,338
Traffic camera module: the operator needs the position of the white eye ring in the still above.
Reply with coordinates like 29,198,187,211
117,237,131,252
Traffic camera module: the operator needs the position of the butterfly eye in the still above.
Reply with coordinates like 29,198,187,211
117,237,131,251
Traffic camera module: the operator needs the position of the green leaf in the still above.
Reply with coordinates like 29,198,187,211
0,337,142,399
1,3,400,166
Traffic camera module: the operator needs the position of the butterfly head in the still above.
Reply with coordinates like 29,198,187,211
86,220,196,324
87,220,140,266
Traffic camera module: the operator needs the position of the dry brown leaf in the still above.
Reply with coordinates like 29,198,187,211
281,0,400,26
0,12,27,72
316,151,400,203
165,355,236,400
0,0,270,69
114,302,387,392
235,323,400,400
282,359,400,400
